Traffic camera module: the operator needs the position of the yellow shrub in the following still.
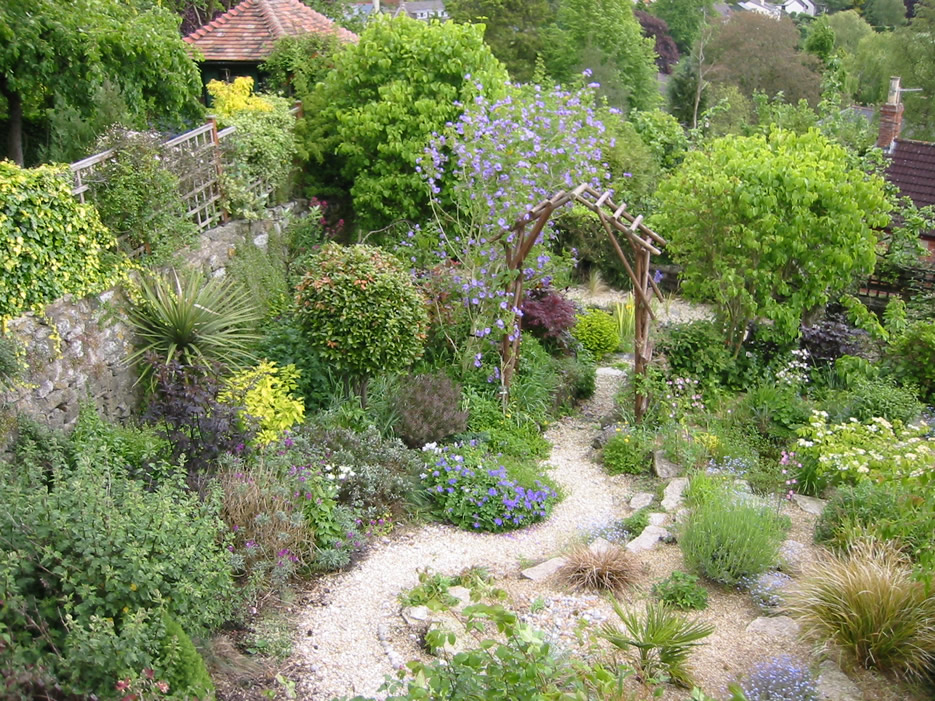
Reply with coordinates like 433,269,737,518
206,76,273,119
222,361,305,445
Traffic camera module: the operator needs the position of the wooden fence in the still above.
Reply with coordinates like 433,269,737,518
860,265,935,309
69,105,300,246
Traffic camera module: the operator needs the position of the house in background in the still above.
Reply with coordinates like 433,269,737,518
183,0,357,89
877,77,935,257
737,0,815,17
394,0,448,20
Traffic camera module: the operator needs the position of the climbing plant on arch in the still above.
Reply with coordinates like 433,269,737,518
494,183,666,421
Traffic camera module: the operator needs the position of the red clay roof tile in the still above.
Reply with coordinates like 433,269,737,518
184,0,357,63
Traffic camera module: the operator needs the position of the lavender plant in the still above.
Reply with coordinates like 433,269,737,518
734,656,818,701
420,442,558,531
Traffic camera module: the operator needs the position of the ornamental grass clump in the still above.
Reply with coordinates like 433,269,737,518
421,442,558,532
679,487,786,586
557,544,636,595
786,538,935,678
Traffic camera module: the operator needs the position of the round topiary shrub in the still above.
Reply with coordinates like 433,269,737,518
572,308,619,361
295,243,428,394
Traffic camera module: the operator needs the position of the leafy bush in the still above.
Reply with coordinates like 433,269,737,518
508,335,560,423
889,321,935,403
421,442,558,532
0,432,232,697
392,372,468,448
732,382,812,445
815,482,934,562
600,600,714,687
680,488,787,585
225,232,292,319
295,243,428,394
800,314,870,364
572,309,619,361
734,656,818,701
787,539,935,678
302,422,422,517
557,544,636,595
521,289,578,345
0,161,118,322
160,613,215,699
463,390,552,460
602,428,654,475
837,376,924,425
551,351,597,411
89,126,196,261
125,267,261,384
220,360,305,445
652,571,709,611
657,320,732,389
209,77,297,219
795,411,933,492
144,358,254,484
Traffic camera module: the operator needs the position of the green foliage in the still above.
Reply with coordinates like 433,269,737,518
225,232,292,320
446,0,554,82
0,334,21,390
160,613,215,699
887,3,935,139
648,0,714,53
0,161,119,322
653,571,709,611
680,484,787,585
864,0,907,28
541,0,659,112
795,411,933,491
420,442,558,532
392,372,468,448
0,0,202,165
571,309,619,361
600,599,714,687
787,539,935,678
602,428,654,475
220,360,306,446
827,10,873,55
631,108,689,171
815,481,935,562
88,126,196,262
657,320,731,389
804,16,836,63
125,267,261,382
552,351,597,412
299,15,508,230
889,321,935,402
463,390,552,460
262,33,344,97
652,129,890,348
0,424,233,697
213,82,298,219
294,243,428,388
833,376,924,425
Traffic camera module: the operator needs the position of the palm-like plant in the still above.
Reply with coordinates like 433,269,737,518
125,267,261,382
600,599,714,688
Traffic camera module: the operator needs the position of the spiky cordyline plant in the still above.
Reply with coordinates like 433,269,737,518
125,267,261,383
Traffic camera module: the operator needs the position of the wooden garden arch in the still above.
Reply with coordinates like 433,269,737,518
488,183,666,422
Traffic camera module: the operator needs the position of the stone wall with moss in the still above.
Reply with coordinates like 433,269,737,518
0,201,305,433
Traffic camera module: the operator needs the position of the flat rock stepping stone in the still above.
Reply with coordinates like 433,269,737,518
653,450,683,479
793,493,826,516
745,615,800,639
626,525,668,553
779,539,809,574
401,605,431,626
447,585,472,611
648,512,669,527
521,556,567,581
817,660,863,701
629,492,654,510
428,611,471,658
661,478,689,512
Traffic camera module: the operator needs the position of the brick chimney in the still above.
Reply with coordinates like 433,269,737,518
877,76,904,150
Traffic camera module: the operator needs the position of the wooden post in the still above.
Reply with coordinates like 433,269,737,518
207,115,228,224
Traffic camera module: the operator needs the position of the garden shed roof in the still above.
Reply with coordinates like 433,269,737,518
887,139,935,210
184,0,357,63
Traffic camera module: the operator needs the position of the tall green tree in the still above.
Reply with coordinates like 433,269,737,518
889,0,935,137
0,0,202,165
864,0,908,27
298,15,508,232
649,0,714,53
706,12,823,106
446,0,554,82
827,10,874,54
651,128,890,348
541,0,659,112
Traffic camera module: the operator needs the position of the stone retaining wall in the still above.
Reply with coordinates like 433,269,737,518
0,201,307,433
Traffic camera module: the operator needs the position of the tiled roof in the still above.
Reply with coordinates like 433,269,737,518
184,0,357,63
887,138,935,210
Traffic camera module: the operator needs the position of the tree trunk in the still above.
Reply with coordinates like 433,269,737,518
0,77,24,166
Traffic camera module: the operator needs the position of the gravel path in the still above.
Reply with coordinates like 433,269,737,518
294,365,633,700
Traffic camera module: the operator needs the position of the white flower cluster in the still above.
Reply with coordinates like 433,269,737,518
322,463,356,481
775,348,810,387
